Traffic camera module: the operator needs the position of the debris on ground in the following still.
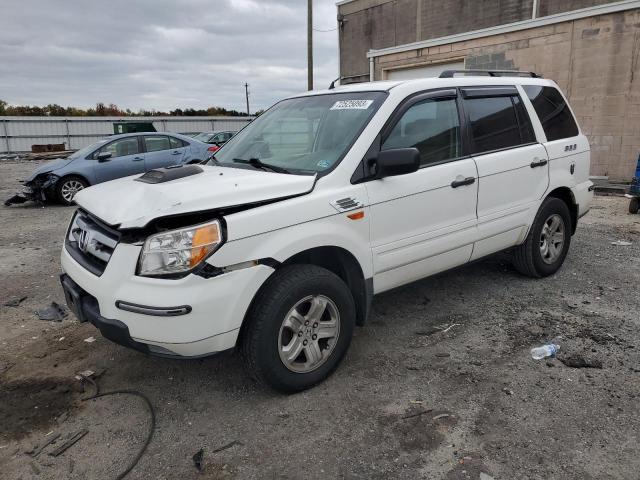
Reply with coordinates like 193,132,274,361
531,343,560,360
35,302,67,322
502,388,514,395
480,473,495,480
49,429,88,457
28,432,61,458
210,440,243,454
4,296,27,307
83,337,96,343
611,240,632,246
192,448,205,471
559,354,603,369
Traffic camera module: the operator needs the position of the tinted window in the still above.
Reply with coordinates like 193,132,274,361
382,97,461,166
169,136,185,149
144,136,171,152
523,85,579,141
97,137,139,158
465,96,535,154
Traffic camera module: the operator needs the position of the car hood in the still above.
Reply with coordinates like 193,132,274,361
74,165,317,228
25,158,73,181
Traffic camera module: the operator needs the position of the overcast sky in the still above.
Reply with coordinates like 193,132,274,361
0,0,339,113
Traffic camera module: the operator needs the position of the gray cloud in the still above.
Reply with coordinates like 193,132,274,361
0,0,339,113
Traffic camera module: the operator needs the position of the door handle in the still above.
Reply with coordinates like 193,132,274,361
132,157,144,161
530,159,548,168
171,151,182,155
451,176,476,188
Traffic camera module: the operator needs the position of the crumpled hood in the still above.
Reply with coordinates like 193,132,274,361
74,165,316,228
25,158,73,181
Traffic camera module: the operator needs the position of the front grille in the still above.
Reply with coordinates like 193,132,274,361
65,210,120,276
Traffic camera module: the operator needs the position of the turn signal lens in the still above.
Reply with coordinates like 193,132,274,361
190,224,221,267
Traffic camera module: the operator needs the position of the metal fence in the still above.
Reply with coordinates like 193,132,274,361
0,116,254,153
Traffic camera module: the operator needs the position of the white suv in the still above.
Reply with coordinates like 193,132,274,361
60,71,593,392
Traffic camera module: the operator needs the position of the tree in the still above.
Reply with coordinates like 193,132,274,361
0,99,7,115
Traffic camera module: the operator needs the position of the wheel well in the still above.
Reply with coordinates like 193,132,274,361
547,187,578,234
282,247,371,326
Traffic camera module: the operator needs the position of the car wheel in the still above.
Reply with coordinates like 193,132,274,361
56,176,88,206
240,264,356,393
629,197,639,214
513,197,572,278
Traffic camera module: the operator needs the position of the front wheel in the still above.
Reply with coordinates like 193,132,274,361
240,264,356,393
56,176,88,206
513,197,572,278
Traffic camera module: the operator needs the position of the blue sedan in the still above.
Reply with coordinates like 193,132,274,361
5,132,212,206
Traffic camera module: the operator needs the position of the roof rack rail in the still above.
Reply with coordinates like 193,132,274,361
439,69,542,79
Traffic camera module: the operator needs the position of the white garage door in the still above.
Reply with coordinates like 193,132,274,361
386,61,465,81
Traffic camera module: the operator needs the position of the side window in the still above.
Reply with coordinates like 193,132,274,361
96,137,139,159
144,135,171,152
523,85,579,141
382,97,461,167
169,136,185,149
463,95,534,154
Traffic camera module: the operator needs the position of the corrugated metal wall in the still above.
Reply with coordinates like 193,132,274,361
0,116,254,153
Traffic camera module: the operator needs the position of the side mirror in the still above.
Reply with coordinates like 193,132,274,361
96,152,112,162
374,148,420,179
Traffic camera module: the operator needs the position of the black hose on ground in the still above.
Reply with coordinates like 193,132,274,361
80,376,156,480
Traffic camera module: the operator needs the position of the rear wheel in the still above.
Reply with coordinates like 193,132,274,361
56,176,88,206
240,264,355,393
630,197,639,214
513,197,572,278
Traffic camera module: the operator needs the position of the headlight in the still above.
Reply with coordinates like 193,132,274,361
138,220,222,277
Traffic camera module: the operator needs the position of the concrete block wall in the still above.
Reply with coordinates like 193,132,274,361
371,9,640,180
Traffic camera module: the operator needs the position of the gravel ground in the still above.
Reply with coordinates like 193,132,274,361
1,159,640,480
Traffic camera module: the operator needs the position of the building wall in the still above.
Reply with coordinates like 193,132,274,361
370,8,640,180
339,0,625,79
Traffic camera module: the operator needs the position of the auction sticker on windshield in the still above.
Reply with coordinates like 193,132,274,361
330,100,374,110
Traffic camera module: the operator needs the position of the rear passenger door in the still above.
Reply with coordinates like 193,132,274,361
365,90,479,293
461,86,549,260
143,135,186,170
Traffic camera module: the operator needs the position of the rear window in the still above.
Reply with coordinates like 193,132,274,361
523,85,579,141
463,94,535,154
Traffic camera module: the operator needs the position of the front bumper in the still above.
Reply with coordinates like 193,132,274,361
4,175,59,206
60,241,274,357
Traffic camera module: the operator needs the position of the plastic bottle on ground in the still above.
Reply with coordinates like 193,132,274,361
531,343,560,360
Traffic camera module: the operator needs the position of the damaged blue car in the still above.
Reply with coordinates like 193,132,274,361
5,132,211,206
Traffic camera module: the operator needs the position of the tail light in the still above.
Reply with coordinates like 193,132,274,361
207,145,220,153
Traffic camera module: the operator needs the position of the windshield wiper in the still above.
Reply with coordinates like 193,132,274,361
232,158,290,174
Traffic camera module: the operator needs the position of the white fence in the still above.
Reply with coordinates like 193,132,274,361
0,116,254,153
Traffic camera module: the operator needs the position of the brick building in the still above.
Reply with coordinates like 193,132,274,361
336,0,640,180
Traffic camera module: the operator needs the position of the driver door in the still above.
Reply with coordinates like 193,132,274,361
364,90,479,293
93,136,146,183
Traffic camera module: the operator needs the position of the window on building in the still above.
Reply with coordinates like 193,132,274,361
523,85,579,141
464,95,535,154
382,97,461,166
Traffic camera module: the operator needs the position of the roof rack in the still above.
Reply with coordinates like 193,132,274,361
439,69,542,79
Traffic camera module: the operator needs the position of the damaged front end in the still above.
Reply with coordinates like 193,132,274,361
4,173,60,206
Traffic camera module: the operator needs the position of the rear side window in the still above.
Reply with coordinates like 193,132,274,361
463,95,535,154
382,97,461,166
169,136,186,148
144,136,171,152
523,85,579,141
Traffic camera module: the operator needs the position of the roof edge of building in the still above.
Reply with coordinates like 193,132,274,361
366,0,640,58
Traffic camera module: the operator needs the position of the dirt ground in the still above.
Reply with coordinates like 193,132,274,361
1,159,639,480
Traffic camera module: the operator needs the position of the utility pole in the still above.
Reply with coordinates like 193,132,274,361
307,0,313,91
244,83,250,115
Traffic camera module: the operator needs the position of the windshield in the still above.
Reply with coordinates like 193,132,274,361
68,139,108,159
193,132,214,142
211,91,387,174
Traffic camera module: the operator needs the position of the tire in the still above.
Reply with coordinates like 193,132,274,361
513,197,572,278
630,197,639,214
56,176,88,206
240,264,356,393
